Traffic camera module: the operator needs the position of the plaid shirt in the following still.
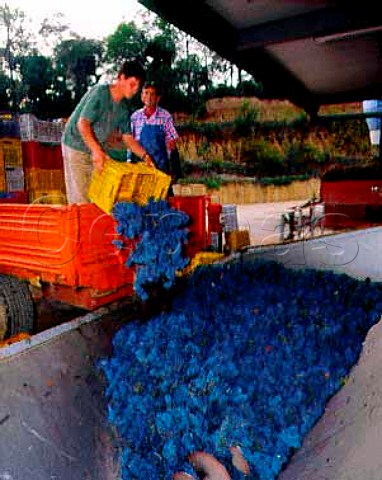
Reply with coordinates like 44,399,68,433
131,107,179,154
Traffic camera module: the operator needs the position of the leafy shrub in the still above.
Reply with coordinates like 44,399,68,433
327,119,370,156
181,159,247,177
284,139,330,176
241,138,286,177
259,174,310,186
233,100,259,136
203,177,222,189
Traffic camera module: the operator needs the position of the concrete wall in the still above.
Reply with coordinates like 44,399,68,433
246,226,382,281
0,308,124,480
208,179,321,204
174,178,321,204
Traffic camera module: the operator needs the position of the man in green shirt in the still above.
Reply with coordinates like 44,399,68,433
62,59,155,203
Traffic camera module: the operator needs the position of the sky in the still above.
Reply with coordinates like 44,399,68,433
4,0,148,40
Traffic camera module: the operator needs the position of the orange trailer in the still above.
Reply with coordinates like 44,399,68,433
0,203,137,340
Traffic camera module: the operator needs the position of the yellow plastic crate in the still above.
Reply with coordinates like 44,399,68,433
0,138,23,167
29,189,67,205
0,172,6,191
88,160,171,213
25,168,65,191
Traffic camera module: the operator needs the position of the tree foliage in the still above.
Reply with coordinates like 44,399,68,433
0,4,35,108
105,21,147,64
38,13,71,54
0,3,261,117
54,38,104,104
17,55,53,112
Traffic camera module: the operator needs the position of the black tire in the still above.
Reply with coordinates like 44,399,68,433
0,275,35,341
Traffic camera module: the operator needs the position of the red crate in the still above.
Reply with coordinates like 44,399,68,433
207,203,223,232
73,204,136,289
169,195,210,258
22,141,63,170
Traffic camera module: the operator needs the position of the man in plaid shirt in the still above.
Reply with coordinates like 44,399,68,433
130,82,179,175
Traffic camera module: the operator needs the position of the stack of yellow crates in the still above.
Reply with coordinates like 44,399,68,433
26,168,66,204
22,143,66,204
0,138,24,192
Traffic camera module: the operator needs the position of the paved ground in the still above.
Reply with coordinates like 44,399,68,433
237,201,303,246
236,200,331,246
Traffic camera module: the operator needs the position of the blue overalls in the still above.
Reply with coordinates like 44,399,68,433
139,124,170,174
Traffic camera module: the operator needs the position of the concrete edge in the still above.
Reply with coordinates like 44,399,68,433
0,306,110,361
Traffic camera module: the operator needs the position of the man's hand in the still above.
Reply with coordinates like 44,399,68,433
77,118,107,172
144,154,156,168
123,134,156,168
92,149,108,172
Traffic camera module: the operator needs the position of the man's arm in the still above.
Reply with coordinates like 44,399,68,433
123,133,155,167
77,117,107,171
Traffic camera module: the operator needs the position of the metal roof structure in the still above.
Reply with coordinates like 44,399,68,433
139,0,382,115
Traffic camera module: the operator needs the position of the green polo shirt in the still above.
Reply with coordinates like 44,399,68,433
63,84,132,162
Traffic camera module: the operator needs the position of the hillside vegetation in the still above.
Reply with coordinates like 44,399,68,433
174,98,374,186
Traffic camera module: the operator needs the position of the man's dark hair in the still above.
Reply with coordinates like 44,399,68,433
142,82,162,96
118,60,146,82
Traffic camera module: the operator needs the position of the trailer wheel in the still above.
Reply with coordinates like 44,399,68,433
0,275,35,341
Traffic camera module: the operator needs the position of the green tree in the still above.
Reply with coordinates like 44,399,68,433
0,3,36,110
105,21,147,65
17,55,54,117
0,70,9,110
38,13,70,54
54,38,104,104
144,29,177,107
174,54,211,114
